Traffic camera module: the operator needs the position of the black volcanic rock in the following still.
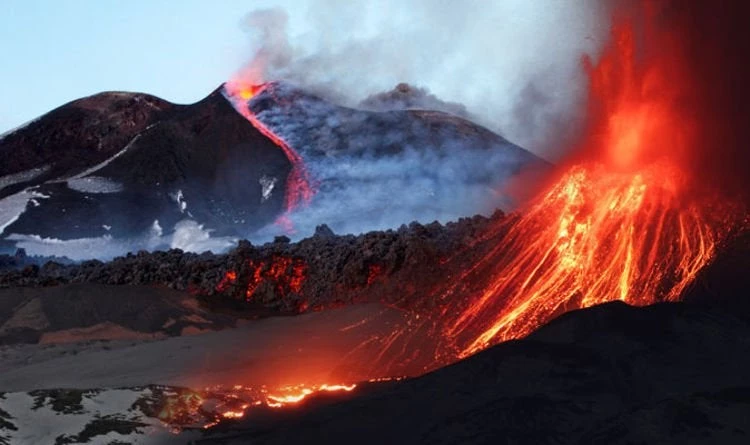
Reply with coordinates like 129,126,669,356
313,224,335,237
0,213,499,315
0,92,172,189
682,223,750,318
0,87,290,247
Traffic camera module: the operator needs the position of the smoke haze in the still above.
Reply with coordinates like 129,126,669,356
235,0,611,160
236,82,543,240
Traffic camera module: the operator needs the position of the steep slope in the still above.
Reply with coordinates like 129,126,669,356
0,88,292,251
0,82,545,258
0,91,172,195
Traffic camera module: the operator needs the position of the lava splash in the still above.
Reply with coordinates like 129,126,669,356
224,80,314,232
439,13,734,358
446,162,722,358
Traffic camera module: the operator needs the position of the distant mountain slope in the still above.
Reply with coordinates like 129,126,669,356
0,82,546,258
0,87,289,243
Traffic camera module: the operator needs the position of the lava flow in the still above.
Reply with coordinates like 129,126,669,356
224,80,314,232
157,383,358,430
437,13,734,358
216,255,308,310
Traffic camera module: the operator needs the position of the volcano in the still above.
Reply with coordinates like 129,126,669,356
1,0,749,443
0,82,544,259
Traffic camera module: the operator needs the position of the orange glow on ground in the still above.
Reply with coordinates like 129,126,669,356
159,383,359,430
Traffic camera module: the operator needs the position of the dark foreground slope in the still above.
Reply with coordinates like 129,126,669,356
199,301,750,445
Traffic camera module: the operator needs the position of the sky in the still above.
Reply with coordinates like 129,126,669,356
1,0,608,158
0,0,300,131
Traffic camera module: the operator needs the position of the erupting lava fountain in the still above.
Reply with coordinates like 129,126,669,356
438,12,740,359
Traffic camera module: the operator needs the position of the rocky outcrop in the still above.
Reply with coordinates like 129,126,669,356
0,212,502,315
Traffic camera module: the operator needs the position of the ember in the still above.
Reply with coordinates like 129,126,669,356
218,256,307,304
366,264,383,286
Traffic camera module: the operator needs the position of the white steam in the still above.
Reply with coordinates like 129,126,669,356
239,82,540,241
7,219,236,261
236,0,610,160
254,148,516,240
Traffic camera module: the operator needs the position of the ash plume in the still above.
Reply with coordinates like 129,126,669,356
241,82,544,241
359,83,471,119
234,1,611,160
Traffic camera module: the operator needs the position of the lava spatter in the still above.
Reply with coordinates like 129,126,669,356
440,15,733,358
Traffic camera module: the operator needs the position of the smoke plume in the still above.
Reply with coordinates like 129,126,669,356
235,1,611,160
237,82,542,240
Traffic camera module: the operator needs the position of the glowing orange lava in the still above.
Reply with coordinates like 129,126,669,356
224,80,314,232
438,15,732,358
446,163,721,357
159,383,358,430
265,383,357,408
216,256,307,310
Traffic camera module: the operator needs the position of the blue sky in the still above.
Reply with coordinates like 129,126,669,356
0,0,311,132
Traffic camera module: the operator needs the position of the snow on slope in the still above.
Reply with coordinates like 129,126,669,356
0,166,50,192
0,189,49,236
0,387,198,444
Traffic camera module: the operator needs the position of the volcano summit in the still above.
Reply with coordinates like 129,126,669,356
0,82,544,259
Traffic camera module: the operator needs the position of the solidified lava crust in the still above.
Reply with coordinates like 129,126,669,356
0,212,502,315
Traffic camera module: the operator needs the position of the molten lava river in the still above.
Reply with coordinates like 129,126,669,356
165,12,740,430
224,81,315,233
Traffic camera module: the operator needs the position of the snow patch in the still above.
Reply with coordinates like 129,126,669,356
259,175,277,202
4,233,118,261
170,220,236,253
0,165,51,192
170,189,191,215
0,189,50,235
151,220,163,238
0,388,194,444
67,176,124,194
4,218,234,260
